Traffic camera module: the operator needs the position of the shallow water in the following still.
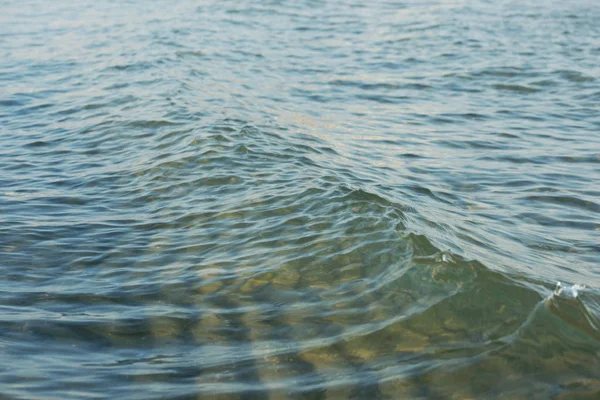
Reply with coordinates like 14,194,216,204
1,0,600,398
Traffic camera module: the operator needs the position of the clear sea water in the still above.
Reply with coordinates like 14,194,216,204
1,0,599,398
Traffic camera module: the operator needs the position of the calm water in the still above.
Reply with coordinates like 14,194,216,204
1,0,600,398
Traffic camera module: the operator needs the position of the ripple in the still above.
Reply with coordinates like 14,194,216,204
492,84,540,93
522,195,600,213
2,0,600,398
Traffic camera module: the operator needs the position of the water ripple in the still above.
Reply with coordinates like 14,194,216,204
2,0,600,398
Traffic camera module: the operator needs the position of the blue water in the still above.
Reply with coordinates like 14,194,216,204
1,0,599,398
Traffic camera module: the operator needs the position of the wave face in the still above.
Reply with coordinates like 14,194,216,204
1,0,599,398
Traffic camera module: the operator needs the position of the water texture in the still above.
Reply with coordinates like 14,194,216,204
1,0,600,398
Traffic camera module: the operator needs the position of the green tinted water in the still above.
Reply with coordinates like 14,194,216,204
1,0,599,398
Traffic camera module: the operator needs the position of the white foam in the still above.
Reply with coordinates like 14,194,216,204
554,282,585,298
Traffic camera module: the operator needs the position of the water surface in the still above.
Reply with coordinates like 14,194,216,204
1,0,600,398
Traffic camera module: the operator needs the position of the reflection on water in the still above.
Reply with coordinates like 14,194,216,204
1,0,600,398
